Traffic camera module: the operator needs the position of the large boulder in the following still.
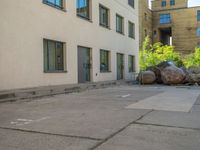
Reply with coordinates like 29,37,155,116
161,65,186,85
148,66,162,83
188,74,200,84
138,71,156,84
148,61,175,84
188,66,200,74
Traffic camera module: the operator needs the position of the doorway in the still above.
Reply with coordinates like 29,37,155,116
117,53,124,80
159,27,172,45
78,46,91,83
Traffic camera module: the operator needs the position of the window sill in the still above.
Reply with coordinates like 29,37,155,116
100,71,112,73
128,5,135,9
99,24,111,30
116,31,125,36
43,1,67,12
128,36,135,39
44,70,68,73
129,71,136,73
77,15,92,23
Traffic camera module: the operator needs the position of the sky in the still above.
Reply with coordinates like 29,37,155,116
149,0,200,7
188,0,200,7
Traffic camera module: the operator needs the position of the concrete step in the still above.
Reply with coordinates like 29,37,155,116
0,80,132,103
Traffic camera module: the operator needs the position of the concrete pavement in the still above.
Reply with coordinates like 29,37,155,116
0,85,199,150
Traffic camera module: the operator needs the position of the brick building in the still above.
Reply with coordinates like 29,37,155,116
139,0,200,54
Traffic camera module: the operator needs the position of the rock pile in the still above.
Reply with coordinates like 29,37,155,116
138,61,200,85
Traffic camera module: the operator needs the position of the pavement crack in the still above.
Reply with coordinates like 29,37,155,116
88,109,154,150
133,122,200,131
0,127,102,141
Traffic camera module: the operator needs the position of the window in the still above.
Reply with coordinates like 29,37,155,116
99,5,109,28
144,29,147,37
197,42,200,47
77,0,90,20
100,50,110,72
128,55,135,72
197,27,200,37
43,0,64,9
43,39,65,72
128,0,134,8
154,30,157,37
170,0,175,6
161,1,166,7
160,14,171,24
197,10,200,21
128,21,135,38
116,14,124,34
145,13,148,21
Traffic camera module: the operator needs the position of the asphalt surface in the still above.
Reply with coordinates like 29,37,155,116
0,85,200,150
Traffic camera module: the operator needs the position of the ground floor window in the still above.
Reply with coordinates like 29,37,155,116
128,55,135,72
100,49,110,72
197,27,200,37
198,42,200,48
43,39,65,72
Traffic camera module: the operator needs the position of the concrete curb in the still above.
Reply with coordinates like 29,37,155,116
0,80,133,103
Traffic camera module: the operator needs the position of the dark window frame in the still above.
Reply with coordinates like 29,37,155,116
161,1,167,7
197,27,200,37
197,42,200,48
43,39,66,73
128,55,135,72
99,4,110,28
128,0,134,8
100,49,110,72
197,10,200,21
76,0,91,20
128,21,135,39
160,14,171,24
43,0,65,10
170,0,175,6
116,14,124,34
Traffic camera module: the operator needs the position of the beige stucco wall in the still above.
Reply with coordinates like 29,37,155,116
0,0,139,90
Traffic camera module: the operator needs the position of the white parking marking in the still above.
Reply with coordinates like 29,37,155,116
121,94,131,98
10,117,50,126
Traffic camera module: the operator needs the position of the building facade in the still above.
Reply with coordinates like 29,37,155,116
139,0,200,54
0,0,139,90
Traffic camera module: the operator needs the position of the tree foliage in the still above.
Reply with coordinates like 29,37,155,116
140,36,183,71
183,48,200,68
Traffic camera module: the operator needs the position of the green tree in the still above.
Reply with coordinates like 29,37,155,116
183,48,200,68
140,37,183,71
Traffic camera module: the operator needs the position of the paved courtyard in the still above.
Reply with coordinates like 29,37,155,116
0,85,200,150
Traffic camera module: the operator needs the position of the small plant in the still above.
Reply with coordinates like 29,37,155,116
140,37,183,70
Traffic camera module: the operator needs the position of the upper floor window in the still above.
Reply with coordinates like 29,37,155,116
170,0,175,6
160,14,171,24
99,5,109,28
128,0,134,8
43,0,64,10
116,14,124,34
197,10,200,21
197,27,200,37
161,1,166,7
43,39,65,72
128,21,135,39
77,0,90,20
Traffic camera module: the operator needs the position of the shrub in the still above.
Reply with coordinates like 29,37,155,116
183,48,200,68
140,37,183,71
